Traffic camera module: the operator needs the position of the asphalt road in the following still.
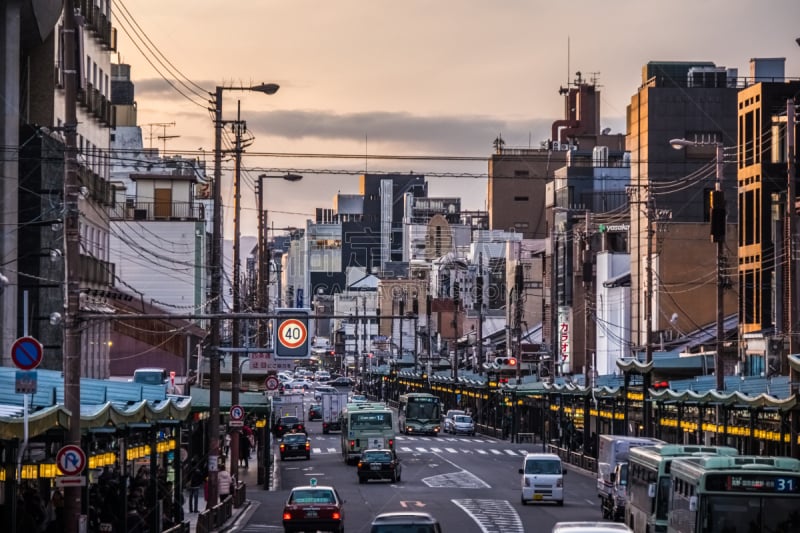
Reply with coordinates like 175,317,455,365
240,394,604,533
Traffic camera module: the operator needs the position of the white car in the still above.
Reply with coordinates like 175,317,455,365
314,385,338,401
286,379,313,393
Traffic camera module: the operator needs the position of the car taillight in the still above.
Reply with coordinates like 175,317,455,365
305,442,310,450
388,438,394,448
349,440,355,449
332,511,341,520
298,425,304,431
283,511,292,520
280,444,285,452
357,461,363,468
277,426,283,432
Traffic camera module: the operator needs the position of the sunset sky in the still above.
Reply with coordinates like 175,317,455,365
115,0,800,238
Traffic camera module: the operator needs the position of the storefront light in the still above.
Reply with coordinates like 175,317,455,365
39,463,58,478
20,464,38,479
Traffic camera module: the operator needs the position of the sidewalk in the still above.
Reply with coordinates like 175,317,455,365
182,455,267,532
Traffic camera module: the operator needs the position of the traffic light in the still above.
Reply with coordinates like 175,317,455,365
494,357,517,367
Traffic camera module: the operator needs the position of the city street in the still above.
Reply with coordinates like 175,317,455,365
238,394,602,532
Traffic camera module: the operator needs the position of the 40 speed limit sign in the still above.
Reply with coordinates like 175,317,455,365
274,308,311,358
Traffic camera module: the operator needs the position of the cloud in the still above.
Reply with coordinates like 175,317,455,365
246,109,556,154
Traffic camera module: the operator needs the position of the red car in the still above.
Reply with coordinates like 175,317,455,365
282,480,344,533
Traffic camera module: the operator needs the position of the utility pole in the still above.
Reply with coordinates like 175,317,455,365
643,190,654,437
514,260,523,384
230,101,247,477
62,2,83,532
787,98,798,459
477,253,484,375
207,85,224,508
256,180,268,348
711,143,726,392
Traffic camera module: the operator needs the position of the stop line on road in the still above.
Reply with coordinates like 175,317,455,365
308,445,530,456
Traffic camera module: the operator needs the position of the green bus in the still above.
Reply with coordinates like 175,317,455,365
626,444,738,533
398,393,442,435
667,455,800,533
340,402,395,464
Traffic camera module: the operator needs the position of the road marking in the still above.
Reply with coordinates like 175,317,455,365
477,449,488,455
430,447,443,453
452,499,524,533
327,448,337,453
490,449,502,455
503,449,517,455
399,447,413,452
417,447,428,453
445,448,458,453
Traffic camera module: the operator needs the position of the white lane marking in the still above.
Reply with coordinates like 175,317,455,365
452,499,524,533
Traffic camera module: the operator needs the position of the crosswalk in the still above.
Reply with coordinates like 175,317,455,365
302,435,532,457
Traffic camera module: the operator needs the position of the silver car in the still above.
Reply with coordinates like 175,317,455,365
450,414,475,435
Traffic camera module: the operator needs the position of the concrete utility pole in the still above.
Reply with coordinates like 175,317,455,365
787,98,798,459
476,253,484,375
230,100,247,478
62,2,83,531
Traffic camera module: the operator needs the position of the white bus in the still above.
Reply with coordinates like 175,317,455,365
625,444,738,533
340,402,395,464
667,455,800,533
398,393,441,435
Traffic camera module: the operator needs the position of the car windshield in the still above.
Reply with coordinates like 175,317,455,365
289,489,336,504
524,459,562,475
363,451,393,462
447,410,465,419
454,415,473,423
283,434,307,444
280,417,299,424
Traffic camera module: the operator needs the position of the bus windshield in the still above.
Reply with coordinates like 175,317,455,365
702,495,800,533
406,400,440,421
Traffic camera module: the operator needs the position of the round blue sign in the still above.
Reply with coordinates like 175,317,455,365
10,336,43,370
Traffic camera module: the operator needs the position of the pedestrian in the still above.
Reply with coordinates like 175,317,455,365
223,432,231,456
217,458,233,500
239,430,252,469
187,462,205,513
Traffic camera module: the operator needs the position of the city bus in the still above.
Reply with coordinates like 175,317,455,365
340,402,395,464
625,444,738,533
667,455,800,533
398,393,442,435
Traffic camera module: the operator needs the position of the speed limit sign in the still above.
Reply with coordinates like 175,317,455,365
274,309,310,358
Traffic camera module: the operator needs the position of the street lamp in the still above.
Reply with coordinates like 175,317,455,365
670,138,726,391
208,82,279,506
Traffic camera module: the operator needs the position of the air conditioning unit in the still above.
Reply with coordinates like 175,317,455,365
133,209,147,220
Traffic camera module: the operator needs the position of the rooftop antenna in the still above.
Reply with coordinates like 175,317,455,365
144,122,177,152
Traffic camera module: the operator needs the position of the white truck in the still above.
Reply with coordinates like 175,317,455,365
596,435,663,521
320,391,349,434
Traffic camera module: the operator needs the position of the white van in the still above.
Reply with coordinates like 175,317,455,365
552,523,632,533
519,452,565,506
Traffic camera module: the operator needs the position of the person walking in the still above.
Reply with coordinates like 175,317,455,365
239,429,252,469
217,458,233,500
187,462,205,513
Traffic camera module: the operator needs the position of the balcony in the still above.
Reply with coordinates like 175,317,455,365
80,254,114,286
77,165,113,206
79,0,117,50
109,200,206,222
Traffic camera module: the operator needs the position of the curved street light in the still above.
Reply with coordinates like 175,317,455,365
670,138,726,392
208,82,280,506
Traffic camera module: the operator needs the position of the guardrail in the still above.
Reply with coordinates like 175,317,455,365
163,521,190,533
476,424,503,439
545,443,597,473
195,494,234,533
